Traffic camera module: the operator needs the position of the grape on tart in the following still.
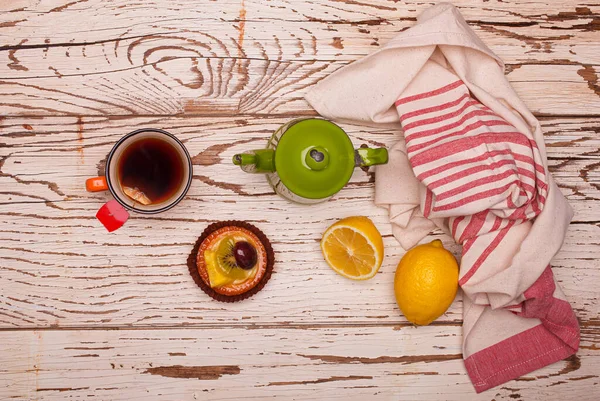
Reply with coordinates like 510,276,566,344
187,221,274,302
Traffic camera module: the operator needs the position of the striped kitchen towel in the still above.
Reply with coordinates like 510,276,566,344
306,3,579,393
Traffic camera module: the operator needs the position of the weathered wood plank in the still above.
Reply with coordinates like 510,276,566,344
1,61,598,117
0,215,596,328
1,116,598,208
1,326,598,400
1,6,599,66
0,116,598,328
0,1,599,116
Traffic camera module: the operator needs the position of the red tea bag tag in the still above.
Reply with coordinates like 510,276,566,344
96,200,129,232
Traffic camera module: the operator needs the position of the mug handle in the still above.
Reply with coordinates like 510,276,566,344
86,176,129,232
86,176,109,192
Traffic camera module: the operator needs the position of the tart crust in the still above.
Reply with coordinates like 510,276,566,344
187,221,274,302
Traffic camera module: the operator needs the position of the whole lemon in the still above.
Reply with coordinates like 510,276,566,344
394,239,459,325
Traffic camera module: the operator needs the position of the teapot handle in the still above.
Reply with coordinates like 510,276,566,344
355,147,388,167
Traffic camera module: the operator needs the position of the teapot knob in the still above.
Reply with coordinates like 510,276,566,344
305,147,329,171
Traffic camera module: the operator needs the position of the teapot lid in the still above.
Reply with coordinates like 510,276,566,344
275,119,355,200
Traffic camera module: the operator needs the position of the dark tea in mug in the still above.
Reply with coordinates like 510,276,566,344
117,137,185,205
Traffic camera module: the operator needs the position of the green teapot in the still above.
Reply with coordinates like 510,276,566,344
232,118,388,204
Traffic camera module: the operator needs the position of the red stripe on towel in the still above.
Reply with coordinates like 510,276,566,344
395,80,464,106
459,221,515,285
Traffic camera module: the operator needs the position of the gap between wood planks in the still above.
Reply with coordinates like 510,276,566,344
0,321,462,332
2,112,600,119
1,59,596,84
0,55,597,80
0,318,598,332
1,34,596,62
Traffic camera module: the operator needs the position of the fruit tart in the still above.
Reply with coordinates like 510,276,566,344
187,221,274,302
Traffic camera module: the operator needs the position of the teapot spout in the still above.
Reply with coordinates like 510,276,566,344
232,153,256,167
232,149,275,173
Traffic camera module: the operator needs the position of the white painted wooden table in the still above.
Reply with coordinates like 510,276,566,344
1,1,599,399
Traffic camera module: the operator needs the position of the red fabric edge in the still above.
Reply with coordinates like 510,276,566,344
464,324,577,393
465,267,580,393
519,267,580,351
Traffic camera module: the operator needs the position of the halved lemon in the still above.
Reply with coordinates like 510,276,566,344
320,216,384,280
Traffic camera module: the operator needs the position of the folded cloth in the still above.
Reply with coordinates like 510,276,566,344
306,3,579,393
